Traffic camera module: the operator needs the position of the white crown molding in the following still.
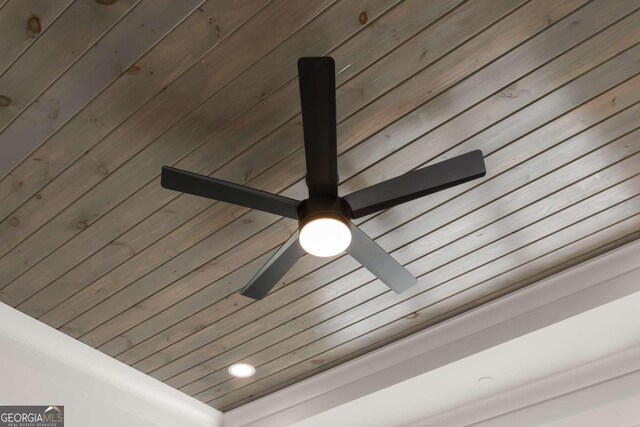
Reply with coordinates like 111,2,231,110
223,239,640,426
414,344,640,426
472,362,640,427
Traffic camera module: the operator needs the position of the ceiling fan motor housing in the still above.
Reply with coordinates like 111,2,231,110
297,196,352,230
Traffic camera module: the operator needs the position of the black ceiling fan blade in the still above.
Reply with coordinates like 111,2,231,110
343,150,486,218
347,223,417,293
297,57,338,197
241,231,305,300
161,166,300,219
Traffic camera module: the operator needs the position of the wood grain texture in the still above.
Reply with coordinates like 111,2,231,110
0,0,141,177
170,91,640,395
1,0,639,411
214,210,640,409
207,184,640,407
34,0,556,337
100,0,635,376
0,0,206,212
6,0,208,141
26,0,464,325
58,0,516,341
101,55,637,380
109,74,640,367
0,0,337,297
145,97,640,386
0,0,269,221
0,0,72,75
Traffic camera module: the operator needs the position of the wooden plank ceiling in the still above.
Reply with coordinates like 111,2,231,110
1,0,640,411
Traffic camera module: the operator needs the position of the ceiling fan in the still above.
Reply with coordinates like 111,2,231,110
161,57,486,300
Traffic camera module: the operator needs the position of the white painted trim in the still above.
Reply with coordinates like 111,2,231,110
476,367,640,427
223,239,640,427
414,345,640,426
0,302,222,427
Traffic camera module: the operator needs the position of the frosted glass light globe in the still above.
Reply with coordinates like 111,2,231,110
228,363,255,378
299,217,351,257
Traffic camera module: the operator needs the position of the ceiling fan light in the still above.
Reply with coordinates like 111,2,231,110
299,216,351,257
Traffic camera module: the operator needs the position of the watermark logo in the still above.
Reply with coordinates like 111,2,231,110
0,405,64,426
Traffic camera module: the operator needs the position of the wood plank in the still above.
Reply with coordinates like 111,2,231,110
102,70,640,365
206,191,640,405
0,0,72,75
0,0,633,408
188,174,640,399
128,87,640,380
0,0,318,256
105,250,279,360
84,13,640,363
0,0,270,220
264,9,640,300
26,0,580,333
17,0,452,320
9,0,465,315
225,229,640,409
0,0,207,210
144,116,640,386
50,0,556,341
192,172,640,402
51,3,636,366
346,231,640,381
341,14,640,228
12,0,436,324
100,0,624,340
0,0,634,410
330,229,640,377
17,0,472,317
0,0,340,293
326,3,640,200
212,213,640,410
131,69,640,378
92,248,278,351
0,0,140,177
107,76,640,365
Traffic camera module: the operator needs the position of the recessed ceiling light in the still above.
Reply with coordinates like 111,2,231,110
228,362,255,378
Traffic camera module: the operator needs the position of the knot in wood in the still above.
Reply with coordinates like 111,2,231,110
27,15,42,33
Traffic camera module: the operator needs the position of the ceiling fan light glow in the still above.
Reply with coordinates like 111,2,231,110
228,362,255,378
299,217,351,257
